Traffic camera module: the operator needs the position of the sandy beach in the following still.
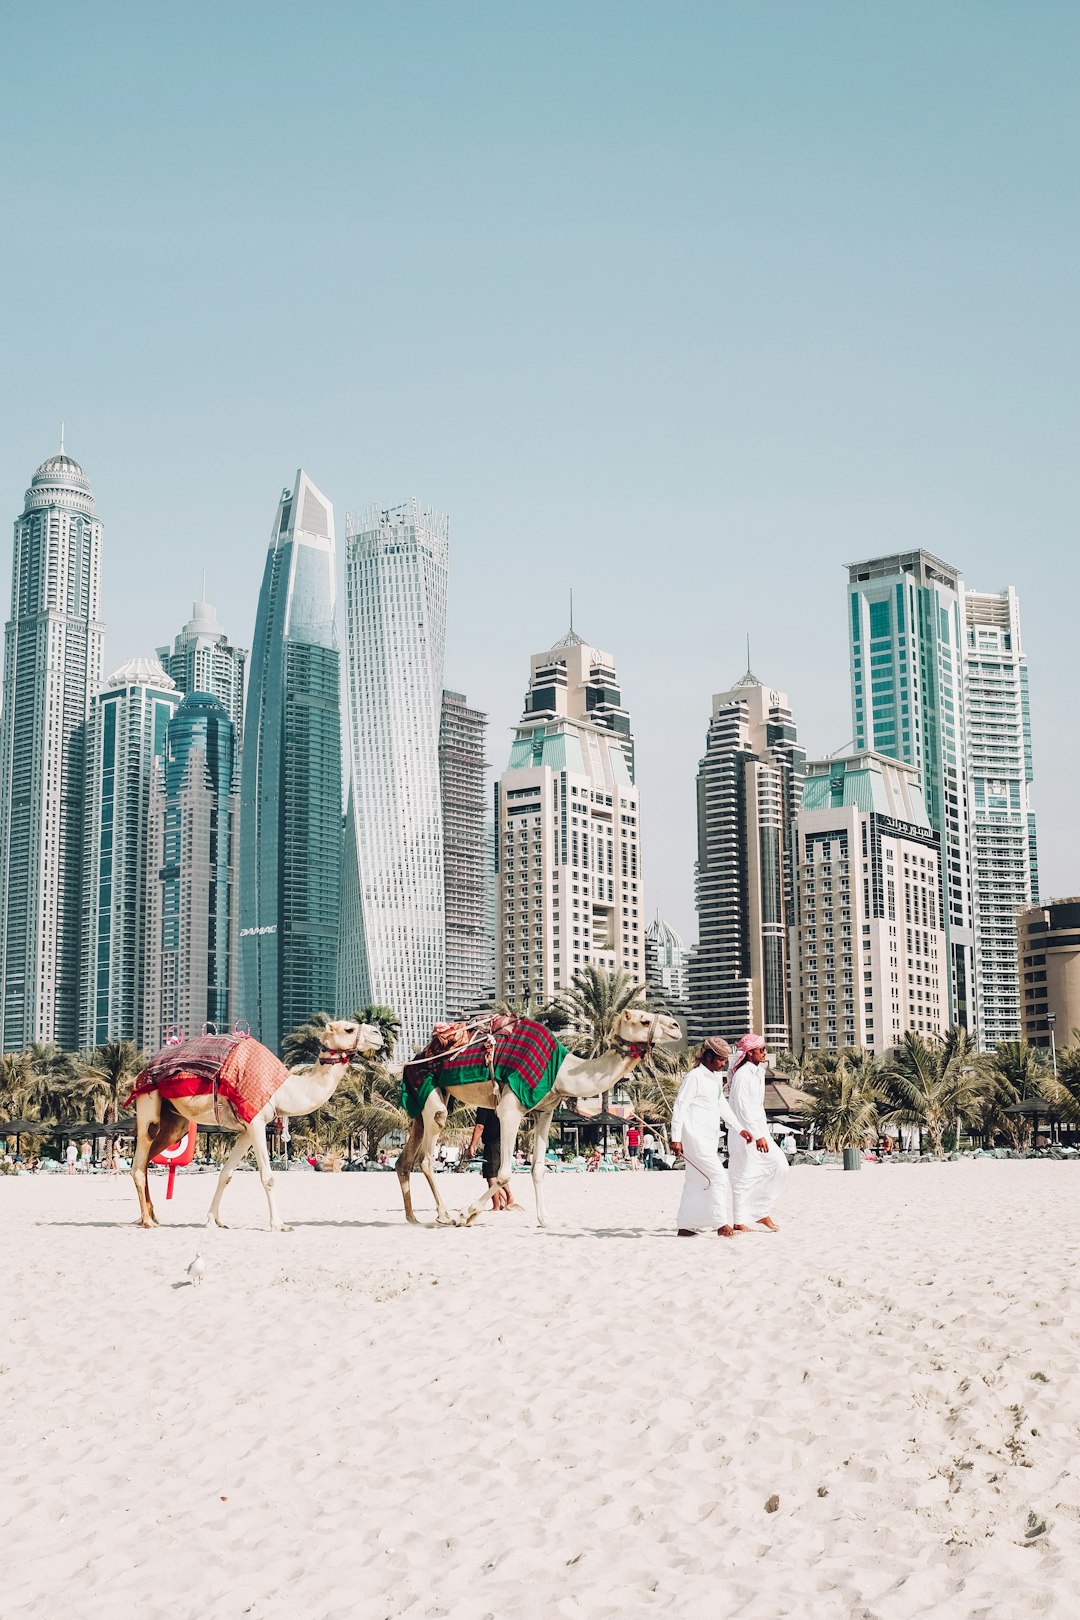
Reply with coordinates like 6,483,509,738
2,1159,1078,1619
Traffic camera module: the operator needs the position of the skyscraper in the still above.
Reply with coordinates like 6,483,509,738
339,502,448,1049
964,588,1038,1046
847,551,976,1030
239,471,342,1053
495,629,644,1007
80,658,180,1048
144,692,238,1048
791,752,948,1054
439,689,490,1018
689,672,804,1050
0,446,105,1049
645,915,689,1004
157,594,248,741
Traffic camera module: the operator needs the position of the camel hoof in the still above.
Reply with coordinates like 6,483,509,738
271,1223,293,1233
206,1215,225,1229
139,1219,156,1230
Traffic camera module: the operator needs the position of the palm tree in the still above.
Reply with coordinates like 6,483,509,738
880,1030,988,1156
1051,1033,1080,1126
552,965,646,1059
11,1043,75,1123
70,1038,146,1124
803,1049,882,1151
983,1039,1052,1148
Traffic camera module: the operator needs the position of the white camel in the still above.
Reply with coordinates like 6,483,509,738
396,1008,682,1228
131,1019,383,1231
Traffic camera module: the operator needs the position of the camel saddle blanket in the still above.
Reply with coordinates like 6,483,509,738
402,1018,568,1119
125,1035,289,1125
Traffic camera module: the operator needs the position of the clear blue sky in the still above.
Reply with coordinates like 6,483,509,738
2,1,1077,940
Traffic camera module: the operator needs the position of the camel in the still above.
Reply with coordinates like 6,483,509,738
396,1007,682,1228
130,1018,383,1231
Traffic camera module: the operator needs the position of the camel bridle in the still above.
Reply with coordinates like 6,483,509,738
612,1012,660,1062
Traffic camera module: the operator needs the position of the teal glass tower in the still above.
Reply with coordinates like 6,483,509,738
847,551,975,1030
239,471,341,1052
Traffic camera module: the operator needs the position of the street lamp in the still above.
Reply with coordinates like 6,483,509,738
1047,1012,1058,1081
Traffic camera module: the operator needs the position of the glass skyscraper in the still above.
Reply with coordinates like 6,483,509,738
81,658,180,1048
847,551,976,1030
0,447,104,1050
144,691,238,1047
339,502,448,1050
239,471,342,1053
439,689,490,1019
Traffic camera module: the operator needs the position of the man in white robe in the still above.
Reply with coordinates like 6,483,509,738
726,1033,789,1232
670,1038,753,1237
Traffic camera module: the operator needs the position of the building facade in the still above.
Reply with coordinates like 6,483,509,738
339,502,448,1049
495,630,644,1007
1018,900,1080,1049
645,915,689,1004
0,448,105,1050
80,658,180,1048
791,752,949,1054
239,471,342,1052
157,594,248,742
689,673,804,1050
963,588,1038,1047
144,692,239,1048
847,551,976,1030
439,689,491,1018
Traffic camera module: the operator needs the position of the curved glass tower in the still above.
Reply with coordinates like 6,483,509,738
239,471,341,1052
339,501,448,1050
0,447,104,1049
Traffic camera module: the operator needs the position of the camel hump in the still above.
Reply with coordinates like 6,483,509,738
145,1032,249,1087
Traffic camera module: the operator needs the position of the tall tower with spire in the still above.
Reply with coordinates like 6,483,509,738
0,444,105,1049
689,669,804,1049
157,590,248,742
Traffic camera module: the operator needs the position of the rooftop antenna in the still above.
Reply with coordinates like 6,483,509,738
746,632,751,675
569,587,574,633
59,420,65,454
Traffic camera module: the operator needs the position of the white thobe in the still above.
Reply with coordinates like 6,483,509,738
670,1065,742,1231
726,1059,789,1225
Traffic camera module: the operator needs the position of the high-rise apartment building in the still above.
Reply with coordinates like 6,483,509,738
144,692,239,1048
80,658,180,1047
963,589,1038,1046
239,472,342,1052
439,689,490,1018
847,551,976,1030
645,915,689,1004
1018,899,1080,1049
495,629,644,1007
157,594,248,742
791,752,949,1054
339,502,448,1049
689,673,804,1050
0,447,105,1049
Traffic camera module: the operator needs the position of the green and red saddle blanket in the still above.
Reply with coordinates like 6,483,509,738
402,1018,568,1118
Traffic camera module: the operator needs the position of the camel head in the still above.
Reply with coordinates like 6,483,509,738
611,1008,682,1059
316,1019,385,1066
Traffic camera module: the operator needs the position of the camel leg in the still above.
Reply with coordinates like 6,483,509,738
395,1096,452,1225
395,1119,424,1224
530,1099,560,1229
131,1094,162,1228
205,1130,248,1229
457,1094,525,1226
248,1124,289,1232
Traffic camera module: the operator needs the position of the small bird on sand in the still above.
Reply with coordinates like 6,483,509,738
187,1252,206,1288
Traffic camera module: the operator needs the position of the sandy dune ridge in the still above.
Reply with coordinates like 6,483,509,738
1,1160,1077,1619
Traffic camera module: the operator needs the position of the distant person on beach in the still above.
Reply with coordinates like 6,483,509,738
65,1142,77,1175
466,1108,519,1211
627,1125,641,1166
726,1035,789,1233
642,1129,658,1169
670,1037,749,1238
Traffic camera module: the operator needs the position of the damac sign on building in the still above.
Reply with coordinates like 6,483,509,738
240,925,278,937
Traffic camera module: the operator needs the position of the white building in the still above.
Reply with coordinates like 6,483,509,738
496,630,644,1006
645,915,689,1003
157,594,247,743
0,447,105,1049
964,588,1038,1047
339,501,448,1049
80,658,180,1048
791,752,949,1054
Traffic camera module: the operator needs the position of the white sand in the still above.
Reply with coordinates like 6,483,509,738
2,1160,1078,1619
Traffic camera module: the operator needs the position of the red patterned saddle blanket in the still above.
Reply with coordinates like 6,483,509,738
126,1035,289,1125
